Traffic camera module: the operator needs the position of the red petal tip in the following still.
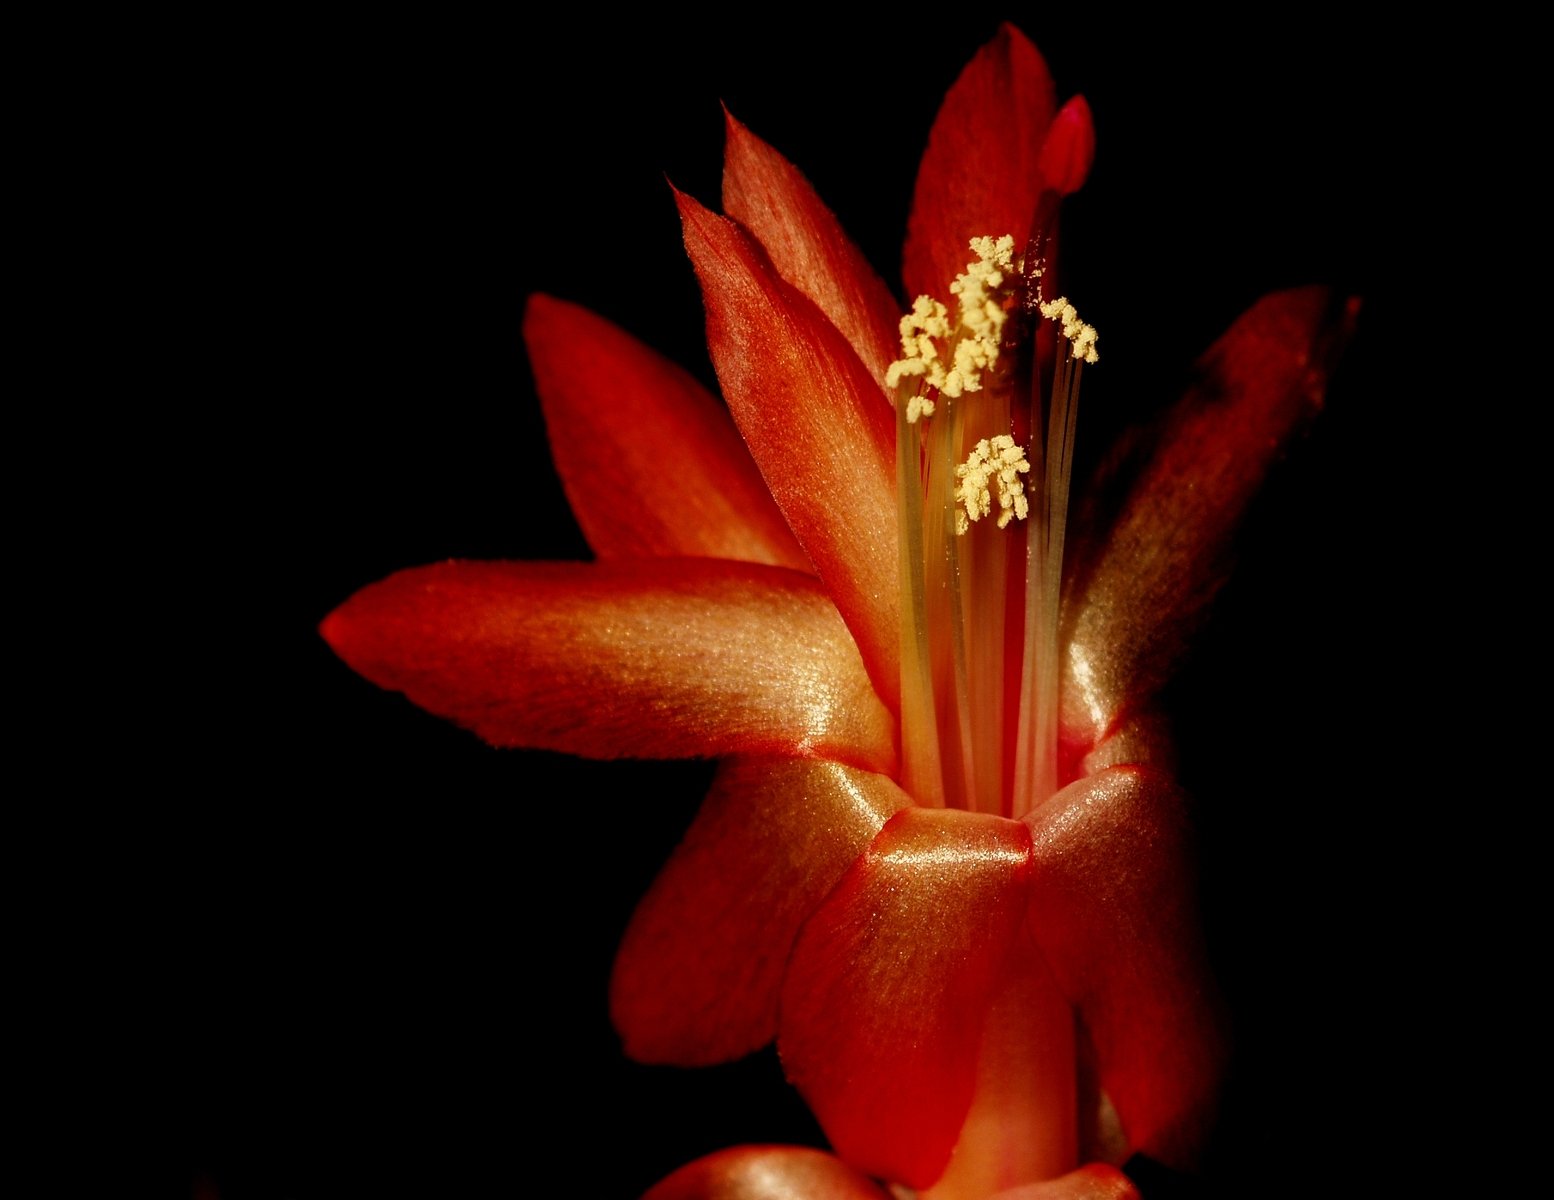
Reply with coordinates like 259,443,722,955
1039,94,1096,197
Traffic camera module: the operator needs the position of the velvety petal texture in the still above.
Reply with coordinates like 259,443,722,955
1024,767,1228,1170
321,559,896,773
779,809,1035,1189
612,757,911,1065
1062,287,1359,747
643,1146,889,1200
722,111,902,393
523,294,809,570
904,24,1081,300
678,189,900,709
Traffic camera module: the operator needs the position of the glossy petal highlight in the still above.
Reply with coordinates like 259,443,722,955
1062,287,1359,747
612,757,911,1064
678,189,900,710
722,109,902,392
523,294,809,569
321,559,896,772
643,1146,889,1200
1024,767,1228,1169
779,808,1035,1188
903,23,1062,300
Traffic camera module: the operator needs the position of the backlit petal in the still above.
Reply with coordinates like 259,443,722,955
678,189,900,710
903,23,1062,301
722,110,902,390
1024,767,1228,1169
523,294,808,569
643,1146,889,1200
779,808,1034,1189
320,559,895,773
612,757,910,1065
1062,287,1359,748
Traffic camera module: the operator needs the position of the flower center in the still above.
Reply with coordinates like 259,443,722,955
889,236,1097,818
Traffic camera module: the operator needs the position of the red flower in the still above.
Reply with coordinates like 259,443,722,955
321,24,1354,1198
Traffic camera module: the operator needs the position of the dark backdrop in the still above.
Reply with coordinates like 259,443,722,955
193,12,1419,1198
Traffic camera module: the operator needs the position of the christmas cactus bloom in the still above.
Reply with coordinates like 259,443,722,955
321,24,1354,1199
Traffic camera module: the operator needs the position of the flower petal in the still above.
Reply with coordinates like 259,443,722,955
721,109,902,391
523,294,809,569
1062,287,1360,749
643,1146,889,1200
903,23,1067,300
612,756,910,1065
779,808,1034,1189
678,189,900,710
320,558,896,773
1024,767,1228,1170
1037,95,1097,200
989,1164,1140,1200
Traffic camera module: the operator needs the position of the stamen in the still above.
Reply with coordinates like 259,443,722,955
885,296,951,422
1037,296,1099,364
1014,298,1098,815
886,236,1019,416
891,233,1090,821
953,435,1031,535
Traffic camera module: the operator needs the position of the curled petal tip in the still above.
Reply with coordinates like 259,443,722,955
1040,95,1096,197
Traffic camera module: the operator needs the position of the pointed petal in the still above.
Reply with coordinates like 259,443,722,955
779,809,1034,1189
990,1164,1140,1200
903,24,1060,301
1062,287,1360,748
722,110,902,391
1024,767,1229,1170
320,558,895,773
643,1146,889,1200
678,189,900,709
523,294,809,569
612,756,910,1065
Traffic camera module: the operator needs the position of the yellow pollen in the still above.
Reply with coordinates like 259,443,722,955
953,434,1031,535
887,235,1019,420
1038,296,1099,364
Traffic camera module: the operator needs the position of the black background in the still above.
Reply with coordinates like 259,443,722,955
190,11,1426,1198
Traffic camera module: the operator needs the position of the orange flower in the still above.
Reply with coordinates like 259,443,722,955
322,24,1353,1198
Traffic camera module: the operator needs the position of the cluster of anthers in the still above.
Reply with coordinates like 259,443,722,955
885,234,1099,816
887,234,1096,539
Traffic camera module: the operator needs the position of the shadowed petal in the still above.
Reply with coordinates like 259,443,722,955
779,809,1034,1189
722,109,902,390
612,757,911,1065
1024,767,1228,1170
990,1164,1140,1200
1062,287,1360,749
904,24,1077,300
523,294,809,569
643,1146,889,1200
678,189,900,710
321,559,896,773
